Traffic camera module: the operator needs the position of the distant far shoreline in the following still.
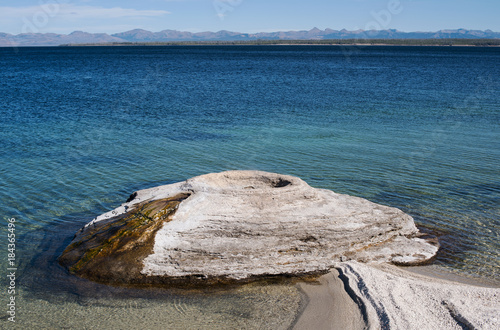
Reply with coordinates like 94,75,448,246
59,39,500,47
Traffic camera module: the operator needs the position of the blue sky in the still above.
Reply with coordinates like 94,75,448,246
1,0,499,35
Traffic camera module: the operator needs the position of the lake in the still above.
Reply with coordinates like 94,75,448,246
1,45,499,327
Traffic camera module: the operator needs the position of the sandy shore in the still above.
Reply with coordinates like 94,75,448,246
293,269,365,330
293,261,499,330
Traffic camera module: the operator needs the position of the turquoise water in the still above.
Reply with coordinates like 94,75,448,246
0,45,499,326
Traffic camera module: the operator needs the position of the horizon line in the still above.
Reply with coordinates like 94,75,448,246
2,27,500,36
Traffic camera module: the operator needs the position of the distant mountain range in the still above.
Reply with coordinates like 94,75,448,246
1,28,499,47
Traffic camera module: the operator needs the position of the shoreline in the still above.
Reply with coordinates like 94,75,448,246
293,269,365,330
293,262,499,330
60,42,500,48
53,38,500,47
405,264,500,288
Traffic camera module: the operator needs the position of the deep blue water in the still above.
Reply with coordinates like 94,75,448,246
0,46,499,315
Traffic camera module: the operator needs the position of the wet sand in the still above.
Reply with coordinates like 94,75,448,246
293,269,365,330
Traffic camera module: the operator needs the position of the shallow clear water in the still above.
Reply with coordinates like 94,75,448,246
0,45,499,326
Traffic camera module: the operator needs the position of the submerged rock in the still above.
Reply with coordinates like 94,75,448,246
59,171,438,285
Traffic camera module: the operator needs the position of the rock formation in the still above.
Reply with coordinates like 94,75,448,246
59,171,438,286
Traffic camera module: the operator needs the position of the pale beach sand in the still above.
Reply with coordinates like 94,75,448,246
293,269,365,330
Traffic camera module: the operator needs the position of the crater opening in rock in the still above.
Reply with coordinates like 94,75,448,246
271,178,292,188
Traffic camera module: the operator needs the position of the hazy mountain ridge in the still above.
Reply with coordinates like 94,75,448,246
2,28,499,47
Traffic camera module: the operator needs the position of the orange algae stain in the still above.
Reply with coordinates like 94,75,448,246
59,193,190,285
